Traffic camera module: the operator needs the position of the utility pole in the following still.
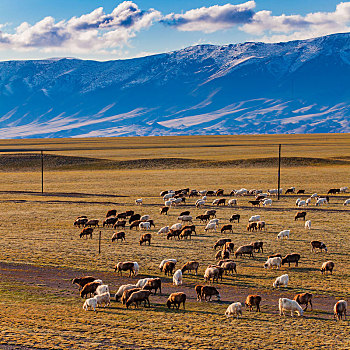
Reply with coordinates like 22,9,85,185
41,151,44,194
98,231,102,254
277,144,281,200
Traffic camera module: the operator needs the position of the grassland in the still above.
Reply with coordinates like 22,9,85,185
0,134,349,349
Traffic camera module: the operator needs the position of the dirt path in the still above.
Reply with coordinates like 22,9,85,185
0,261,337,317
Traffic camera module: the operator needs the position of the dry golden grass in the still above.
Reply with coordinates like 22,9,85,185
0,134,349,349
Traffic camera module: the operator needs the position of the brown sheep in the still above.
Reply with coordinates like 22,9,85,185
250,241,264,253
245,295,261,312
181,225,196,235
216,189,224,196
130,220,141,230
293,293,313,311
297,189,305,194
205,210,216,218
121,288,141,304
129,214,141,224
80,227,93,239
114,262,136,277
181,261,199,275
103,217,118,228
195,285,203,301
180,211,190,216
217,198,226,206
282,253,301,267
106,209,117,217
143,278,162,295
72,276,96,290
126,290,151,308
114,220,126,229
268,253,282,259
249,200,261,207
111,231,126,242
223,242,235,252
321,261,335,274
214,238,231,250
167,292,186,309
74,217,88,227
201,286,221,301
311,241,328,253
334,300,347,320
295,211,307,221
221,261,237,275
167,229,181,240
229,214,240,223
163,261,176,276
80,281,101,298
234,245,254,258
125,210,134,217
140,233,152,246
160,206,169,215
215,249,229,260
221,224,233,234
179,229,192,240
117,212,127,219
257,221,266,231
196,214,210,222
247,222,258,232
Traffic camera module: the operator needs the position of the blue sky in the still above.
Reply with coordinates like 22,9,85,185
0,0,349,61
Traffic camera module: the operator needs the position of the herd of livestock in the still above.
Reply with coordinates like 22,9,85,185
73,186,348,320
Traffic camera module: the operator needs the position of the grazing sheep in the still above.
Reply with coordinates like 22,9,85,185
201,286,221,301
72,276,96,290
126,290,151,308
181,261,199,275
224,242,235,252
316,197,328,206
235,188,248,196
196,200,206,208
129,214,141,224
328,188,340,194
205,210,217,218
83,297,97,312
268,253,282,259
167,229,181,240
178,215,192,223
80,281,102,298
136,278,153,288
121,288,141,304
80,227,93,239
179,229,192,240
247,222,258,232
142,278,162,295
306,198,311,206
167,292,187,309
130,220,141,230
277,229,290,240
114,262,139,277
321,261,335,274
94,292,111,308
160,206,169,215
229,214,240,223
257,221,266,231
159,259,177,271
225,302,243,319
196,214,210,222
273,274,289,288
106,209,117,218
204,267,220,283
74,217,88,227
117,212,127,219
245,295,261,312
249,215,260,222
334,300,347,320
234,245,254,258
195,285,204,301
125,210,134,217
311,240,328,253
340,186,348,193
297,189,305,194
279,298,303,317
173,269,183,286
221,224,233,234
114,220,126,229
294,293,313,311
163,261,176,276
139,222,151,231
285,187,295,194
228,199,237,207
180,210,190,216
295,211,306,221
264,257,282,270
311,193,318,199
298,200,306,207
111,231,126,242
221,261,237,275
135,198,143,205
213,238,231,250
140,233,152,245
343,199,350,206
305,220,311,229
115,284,138,301
163,193,175,200
170,223,182,231
205,222,217,233
250,241,264,253
262,199,272,206
95,284,110,295
157,226,169,235
282,253,300,267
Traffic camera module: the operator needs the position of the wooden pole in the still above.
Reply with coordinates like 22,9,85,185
41,151,44,193
98,231,102,254
277,144,281,200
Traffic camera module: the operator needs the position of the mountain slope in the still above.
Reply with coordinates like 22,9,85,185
1,32,350,138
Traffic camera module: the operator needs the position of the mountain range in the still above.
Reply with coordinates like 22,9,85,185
1,32,350,138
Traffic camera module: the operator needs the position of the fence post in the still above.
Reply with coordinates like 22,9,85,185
277,144,281,200
41,151,44,194
98,231,102,254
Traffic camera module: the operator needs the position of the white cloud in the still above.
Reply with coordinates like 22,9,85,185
162,1,256,33
0,1,161,53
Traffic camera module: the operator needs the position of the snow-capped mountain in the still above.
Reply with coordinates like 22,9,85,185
1,32,350,138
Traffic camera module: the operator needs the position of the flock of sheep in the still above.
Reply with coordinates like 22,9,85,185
73,186,348,320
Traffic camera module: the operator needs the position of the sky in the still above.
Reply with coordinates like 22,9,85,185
0,0,350,61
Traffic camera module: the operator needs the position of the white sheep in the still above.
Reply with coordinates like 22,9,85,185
163,193,174,200
344,199,350,206
135,198,143,205
115,284,137,301
263,198,272,206
298,200,306,207
306,198,311,206
139,221,151,230
173,269,183,286
196,200,205,208
171,198,183,206
235,188,248,196
170,223,182,231
340,187,348,193
273,274,289,288
212,198,220,205
225,302,243,319
279,298,303,317
132,262,139,276
268,189,278,196
295,198,301,206
209,218,219,225
140,214,150,222
205,222,217,232
178,215,192,223
305,220,311,229
95,284,109,295
264,257,282,269
199,190,207,196
164,200,172,207
83,297,97,312
136,278,153,288
228,198,237,207
316,198,327,206
157,226,169,235
249,215,261,222
277,230,290,240
311,193,318,199
94,292,111,307
159,259,177,271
